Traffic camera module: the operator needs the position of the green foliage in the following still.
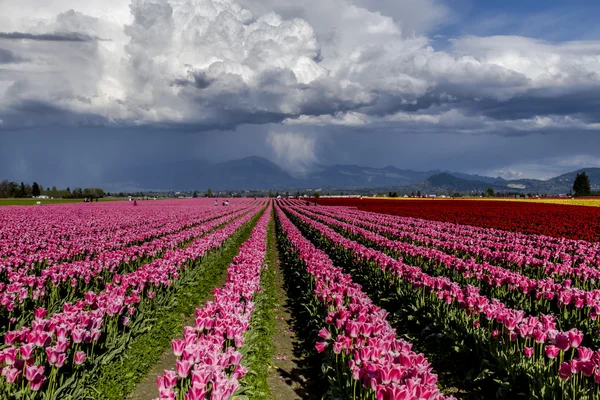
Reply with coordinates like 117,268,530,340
18,182,26,198
32,182,41,197
313,192,320,199
238,211,277,400
573,172,592,197
486,188,495,197
88,212,264,400
206,188,214,197
0,179,105,199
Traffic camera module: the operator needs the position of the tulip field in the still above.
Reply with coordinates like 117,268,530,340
1,198,599,399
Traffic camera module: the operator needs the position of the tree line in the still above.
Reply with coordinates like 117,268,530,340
0,180,105,199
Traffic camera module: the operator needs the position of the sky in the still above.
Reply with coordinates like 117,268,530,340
1,0,600,187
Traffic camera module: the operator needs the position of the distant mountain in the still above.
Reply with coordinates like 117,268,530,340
104,156,600,194
449,172,506,185
414,173,498,192
406,168,600,195
308,164,442,188
547,169,600,190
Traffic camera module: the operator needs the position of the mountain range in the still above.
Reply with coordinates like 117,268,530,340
105,156,600,194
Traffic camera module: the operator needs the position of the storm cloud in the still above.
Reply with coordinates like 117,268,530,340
0,31,104,42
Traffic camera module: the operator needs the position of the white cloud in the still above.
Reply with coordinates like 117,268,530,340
266,131,317,175
494,169,525,180
1,0,600,134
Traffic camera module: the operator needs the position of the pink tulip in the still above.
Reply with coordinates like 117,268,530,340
555,333,571,351
3,347,16,366
315,342,327,353
568,329,584,348
318,327,331,340
172,339,185,358
176,360,191,378
34,308,47,320
523,348,533,358
234,334,244,348
19,344,34,360
559,362,572,380
29,375,46,391
545,345,560,359
74,351,87,365
163,370,178,388
185,387,208,400
3,367,20,383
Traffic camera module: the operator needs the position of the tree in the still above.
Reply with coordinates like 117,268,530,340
573,172,592,197
313,192,320,199
72,188,83,198
0,180,10,198
32,182,41,197
417,190,421,197
192,191,198,198
17,182,26,198
93,188,105,198
486,188,495,197
206,188,213,198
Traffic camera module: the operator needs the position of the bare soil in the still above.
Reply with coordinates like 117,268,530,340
266,260,313,399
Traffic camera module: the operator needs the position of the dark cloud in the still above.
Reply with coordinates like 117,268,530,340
1,100,110,129
462,87,600,122
0,48,26,63
171,71,215,89
0,31,106,42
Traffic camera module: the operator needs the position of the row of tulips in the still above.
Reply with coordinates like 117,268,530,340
155,204,272,400
281,204,600,398
302,204,600,288
0,200,248,271
291,205,600,347
276,205,452,400
0,205,252,335
0,204,264,398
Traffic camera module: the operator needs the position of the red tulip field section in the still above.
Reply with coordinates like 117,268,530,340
315,198,600,242
2,197,600,399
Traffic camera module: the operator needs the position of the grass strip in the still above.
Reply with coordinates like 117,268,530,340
88,209,265,400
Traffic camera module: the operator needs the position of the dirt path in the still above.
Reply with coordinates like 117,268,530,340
266,259,311,399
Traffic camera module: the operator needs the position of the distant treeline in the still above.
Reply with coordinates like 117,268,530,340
0,180,105,199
